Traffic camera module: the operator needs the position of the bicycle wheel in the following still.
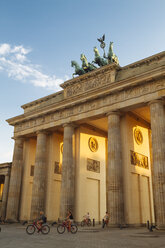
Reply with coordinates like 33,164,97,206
71,224,78,234
41,224,50,234
81,220,85,227
26,224,35,235
57,224,65,234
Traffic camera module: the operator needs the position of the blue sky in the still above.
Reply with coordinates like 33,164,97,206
0,0,165,162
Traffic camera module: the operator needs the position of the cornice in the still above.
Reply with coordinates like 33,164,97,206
148,99,164,106
0,163,12,169
122,51,165,70
21,90,64,110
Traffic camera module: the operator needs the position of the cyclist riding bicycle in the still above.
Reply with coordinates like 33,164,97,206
103,211,110,228
66,210,74,232
37,211,47,230
83,212,90,225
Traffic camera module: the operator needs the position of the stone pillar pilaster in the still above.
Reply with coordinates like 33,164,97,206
6,138,24,222
30,131,47,220
107,112,124,226
149,99,165,229
1,174,10,219
60,124,75,219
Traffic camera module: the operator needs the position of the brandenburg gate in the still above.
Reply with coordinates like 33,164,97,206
0,41,165,228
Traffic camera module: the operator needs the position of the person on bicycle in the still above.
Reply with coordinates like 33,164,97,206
103,211,109,228
66,210,73,232
83,212,90,225
37,211,47,230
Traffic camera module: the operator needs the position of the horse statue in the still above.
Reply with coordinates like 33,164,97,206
71,60,85,77
93,47,108,67
107,42,119,65
80,53,96,72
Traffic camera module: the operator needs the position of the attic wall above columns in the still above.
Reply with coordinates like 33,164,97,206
6,52,165,138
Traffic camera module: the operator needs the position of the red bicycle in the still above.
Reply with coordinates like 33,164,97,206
81,218,92,227
57,220,78,234
26,221,50,235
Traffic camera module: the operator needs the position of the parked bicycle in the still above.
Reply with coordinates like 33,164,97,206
57,220,78,234
26,221,50,235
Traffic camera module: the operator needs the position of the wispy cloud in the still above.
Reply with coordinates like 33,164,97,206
0,43,68,90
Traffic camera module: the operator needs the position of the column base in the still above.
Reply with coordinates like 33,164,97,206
108,223,126,228
5,219,19,223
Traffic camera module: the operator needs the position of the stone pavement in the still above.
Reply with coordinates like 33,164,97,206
1,224,165,248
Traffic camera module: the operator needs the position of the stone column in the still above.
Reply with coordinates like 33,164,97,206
6,138,24,222
149,100,165,229
60,124,75,219
30,131,47,220
1,173,10,219
107,112,124,226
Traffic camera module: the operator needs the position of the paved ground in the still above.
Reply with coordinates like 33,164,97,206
1,224,165,248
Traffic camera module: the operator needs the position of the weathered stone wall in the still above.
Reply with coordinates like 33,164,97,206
121,114,154,225
75,126,106,222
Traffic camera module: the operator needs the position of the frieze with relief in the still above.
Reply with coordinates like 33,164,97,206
87,158,100,173
14,78,165,134
130,150,149,169
66,70,115,98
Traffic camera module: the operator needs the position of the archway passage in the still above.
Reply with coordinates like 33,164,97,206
77,105,154,226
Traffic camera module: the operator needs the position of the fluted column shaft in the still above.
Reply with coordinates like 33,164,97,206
107,112,124,225
6,138,24,221
30,132,47,220
150,100,165,228
60,124,75,219
1,174,10,219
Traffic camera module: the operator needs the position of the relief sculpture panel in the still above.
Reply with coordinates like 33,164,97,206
87,158,100,173
66,69,115,97
130,150,149,169
54,161,62,174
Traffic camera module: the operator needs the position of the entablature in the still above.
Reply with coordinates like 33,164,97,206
11,77,165,137
6,51,165,137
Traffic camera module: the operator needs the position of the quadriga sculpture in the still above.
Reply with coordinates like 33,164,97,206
80,54,96,72
107,42,119,65
71,35,119,77
93,47,108,67
71,60,85,77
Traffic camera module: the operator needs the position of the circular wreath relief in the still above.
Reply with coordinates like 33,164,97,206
88,137,98,152
134,128,143,145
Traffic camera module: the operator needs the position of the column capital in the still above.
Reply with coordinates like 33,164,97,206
12,136,25,141
148,98,164,106
63,122,77,128
36,130,49,135
106,110,123,117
